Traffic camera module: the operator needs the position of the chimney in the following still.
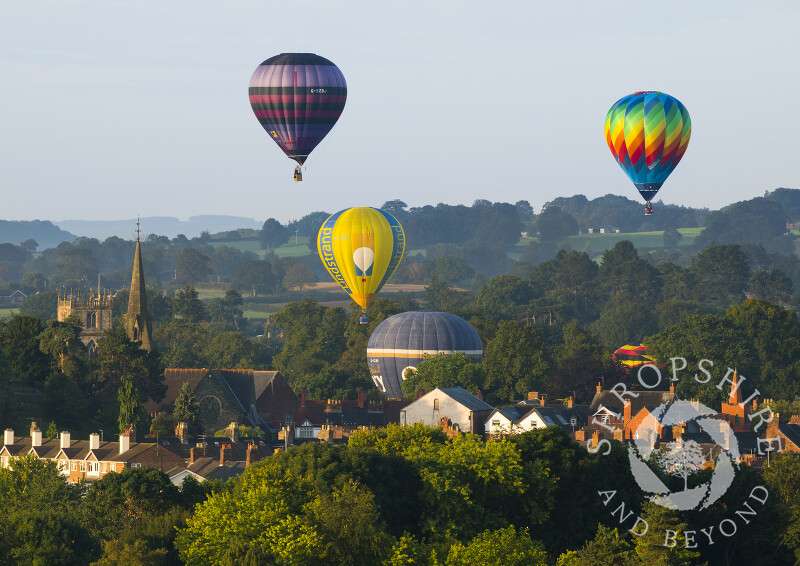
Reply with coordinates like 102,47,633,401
673,423,684,442
753,399,759,411
189,447,196,464
4,429,14,445
119,429,132,455
591,429,600,447
301,388,308,407
31,423,42,447
246,443,259,467
476,390,484,401
416,388,425,399
624,401,632,424
220,444,230,466
358,388,366,408
89,433,100,450
60,431,71,449
226,422,239,442
539,394,547,407
596,381,602,393
176,421,188,444
527,392,539,401
669,381,675,394
567,396,574,408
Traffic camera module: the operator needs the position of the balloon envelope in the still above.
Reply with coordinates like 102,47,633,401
249,53,347,166
612,344,656,372
367,311,483,398
317,207,405,310
604,91,691,202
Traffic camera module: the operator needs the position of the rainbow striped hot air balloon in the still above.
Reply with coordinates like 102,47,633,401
317,207,405,324
249,53,347,181
604,91,691,215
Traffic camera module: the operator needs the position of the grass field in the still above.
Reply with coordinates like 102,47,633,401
0,307,18,320
564,227,702,255
208,236,312,259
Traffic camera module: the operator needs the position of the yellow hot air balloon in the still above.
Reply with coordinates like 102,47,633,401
317,207,405,324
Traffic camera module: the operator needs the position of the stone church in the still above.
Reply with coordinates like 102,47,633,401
57,226,152,354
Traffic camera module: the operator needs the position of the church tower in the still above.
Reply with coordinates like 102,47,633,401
123,224,152,351
57,287,113,357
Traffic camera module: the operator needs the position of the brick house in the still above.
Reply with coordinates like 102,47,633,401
0,424,186,483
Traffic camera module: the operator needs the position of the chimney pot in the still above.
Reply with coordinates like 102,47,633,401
567,396,573,408
596,381,602,393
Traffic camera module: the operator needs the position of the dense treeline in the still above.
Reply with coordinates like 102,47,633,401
2,427,800,565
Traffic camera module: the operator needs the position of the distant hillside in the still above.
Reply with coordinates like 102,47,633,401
0,220,76,249
55,215,263,240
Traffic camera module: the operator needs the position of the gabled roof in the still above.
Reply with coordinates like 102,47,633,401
145,368,209,412
491,406,529,422
778,423,800,449
436,387,494,412
253,371,279,399
186,457,247,481
524,405,591,429
590,389,676,417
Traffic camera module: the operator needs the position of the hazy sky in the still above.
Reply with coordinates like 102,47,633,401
1,1,798,225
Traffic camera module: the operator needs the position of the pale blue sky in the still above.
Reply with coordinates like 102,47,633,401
1,1,798,224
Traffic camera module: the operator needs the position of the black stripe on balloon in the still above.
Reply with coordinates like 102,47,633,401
248,87,348,96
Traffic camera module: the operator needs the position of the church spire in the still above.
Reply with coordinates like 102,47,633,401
124,219,152,351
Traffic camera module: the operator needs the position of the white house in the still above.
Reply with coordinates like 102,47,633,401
400,387,494,434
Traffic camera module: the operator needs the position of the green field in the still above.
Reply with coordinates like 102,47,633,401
564,227,702,254
0,307,17,320
209,237,312,260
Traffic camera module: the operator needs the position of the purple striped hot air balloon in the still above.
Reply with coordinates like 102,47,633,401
249,53,347,181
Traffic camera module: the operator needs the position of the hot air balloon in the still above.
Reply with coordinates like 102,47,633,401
367,311,483,398
604,91,691,215
249,53,347,181
317,207,405,324
612,344,657,372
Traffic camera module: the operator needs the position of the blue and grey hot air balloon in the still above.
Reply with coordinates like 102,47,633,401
366,311,483,398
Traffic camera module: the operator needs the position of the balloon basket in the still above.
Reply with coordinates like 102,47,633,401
359,314,369,325
293,168,303,182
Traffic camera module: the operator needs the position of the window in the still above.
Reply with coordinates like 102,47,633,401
433,399,440,410
0,457,7,468
79,462,85,472
492,420,500,427
88,462,99,474
100,462,107,473
71,462,77,471
131,463,141,469
59,459,67,471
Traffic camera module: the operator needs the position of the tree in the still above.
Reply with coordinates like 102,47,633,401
207,290,244,330
152,322,211,369
44,372,90,428
597,240,661,302
632,502,701,565
401,352,485,399
282,262,317,291
232,260,276,296
175,248,212,285
50,246,98,286
307,480,390,566
536,206,578,243
171,286,207,323
691,243,751,307
590,291,659,350
475,274,535,319
427,256,474,285
119,372,146,434
381,200,408,218
558,525,636,566
748,268,793,303
18,291,58,321
38,315,87,378
203,331,255,369
482,321,551,405
259,218,290,250
0,314,49,384
0,348,13,428
663,227,682,248
445,526,548,566
173,381,199,428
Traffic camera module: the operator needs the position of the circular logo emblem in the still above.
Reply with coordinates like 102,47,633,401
628,400,739,511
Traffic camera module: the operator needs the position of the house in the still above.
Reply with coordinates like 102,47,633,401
144,368,300,434
168,440,261,485
0,290,26,304
400,387,493,435
0,424,186,483
283,389,409,443
485,395,590,437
